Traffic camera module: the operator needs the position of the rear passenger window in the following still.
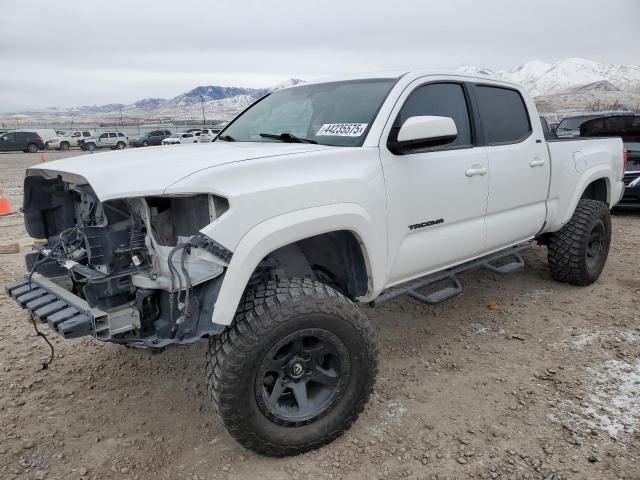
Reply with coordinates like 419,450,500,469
396,83,472,148
82,132,91,137
109,133,117,138
475,86,531,145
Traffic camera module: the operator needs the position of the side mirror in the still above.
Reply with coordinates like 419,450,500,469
388,116,457,155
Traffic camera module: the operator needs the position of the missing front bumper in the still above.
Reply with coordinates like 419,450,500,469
6,274,106,339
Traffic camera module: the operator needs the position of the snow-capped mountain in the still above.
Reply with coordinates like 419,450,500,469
12,78,306,121
458,58,640,114
459,58,640,97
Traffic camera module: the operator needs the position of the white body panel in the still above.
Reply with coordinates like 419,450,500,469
483,89,551,250
27,70,625,326
49,130,96,149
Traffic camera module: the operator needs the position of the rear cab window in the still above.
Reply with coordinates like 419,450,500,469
474,85,531,145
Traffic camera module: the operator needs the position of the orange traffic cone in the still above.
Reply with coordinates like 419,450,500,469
40,153,47,162
0,187,16,216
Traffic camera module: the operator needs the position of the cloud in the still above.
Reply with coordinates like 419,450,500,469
0,0,638,111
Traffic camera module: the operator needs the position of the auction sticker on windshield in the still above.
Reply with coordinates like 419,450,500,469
316,123,368,137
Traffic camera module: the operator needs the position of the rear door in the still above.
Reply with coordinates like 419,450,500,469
149,131,162,145
472,84,550,250
379,80,489,284
15,133,29,150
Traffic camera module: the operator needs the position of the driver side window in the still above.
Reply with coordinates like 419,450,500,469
396,83,472,148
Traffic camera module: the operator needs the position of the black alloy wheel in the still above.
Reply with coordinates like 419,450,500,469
255,328,350,426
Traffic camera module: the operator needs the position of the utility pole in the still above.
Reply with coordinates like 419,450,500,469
120,108,123,127
200,95,206,127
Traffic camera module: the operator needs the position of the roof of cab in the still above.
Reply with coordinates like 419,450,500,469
287,69,522,90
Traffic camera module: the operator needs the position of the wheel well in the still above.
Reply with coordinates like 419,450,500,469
580,178,608,205
251,231,369,299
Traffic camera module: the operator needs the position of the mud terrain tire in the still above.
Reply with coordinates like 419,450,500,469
206,278,378,456
547,199,611,286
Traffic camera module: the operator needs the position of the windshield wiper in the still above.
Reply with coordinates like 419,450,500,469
217,134,235,142
259,132,317,144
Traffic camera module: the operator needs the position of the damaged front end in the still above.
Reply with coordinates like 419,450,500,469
5,172,231,348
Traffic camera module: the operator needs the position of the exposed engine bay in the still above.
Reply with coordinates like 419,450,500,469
19,173,232,348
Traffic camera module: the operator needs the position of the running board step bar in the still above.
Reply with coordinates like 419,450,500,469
5,274,107,339
370,242,532,307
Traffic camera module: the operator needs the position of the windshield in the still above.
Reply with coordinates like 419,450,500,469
169,134,181,138
557,116,600,131
217,79,397,147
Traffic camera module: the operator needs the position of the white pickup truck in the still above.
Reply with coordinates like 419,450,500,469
6,70,626,457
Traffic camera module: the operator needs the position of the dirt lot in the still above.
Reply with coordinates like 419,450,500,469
1,150,639,480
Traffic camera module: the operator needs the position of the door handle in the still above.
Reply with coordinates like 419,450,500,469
465,165,487,177
529,159,546,167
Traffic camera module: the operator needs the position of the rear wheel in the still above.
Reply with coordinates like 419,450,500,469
115,141,126,150
60,141,70,151
206,278,378,456
547,199,611,286
27,143,38,153
85,143,96,152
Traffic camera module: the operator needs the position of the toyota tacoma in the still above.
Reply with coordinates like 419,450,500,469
6,70,626,456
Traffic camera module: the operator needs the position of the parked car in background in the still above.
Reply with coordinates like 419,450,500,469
556,112,633,138
580,114,640,206
198,128,223,143
129,130,172,147
79,132,128,151
539,117,556,140
0,131,45,152
48,130,95,150
161,132,197,144
15,129,57,147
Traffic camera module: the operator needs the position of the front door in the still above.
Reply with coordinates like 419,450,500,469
379,80,489,285
0,133,13,151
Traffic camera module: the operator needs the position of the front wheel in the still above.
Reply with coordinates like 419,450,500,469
206,278,378,456
60,141,70,151
547,199,611,286
27,143,38,153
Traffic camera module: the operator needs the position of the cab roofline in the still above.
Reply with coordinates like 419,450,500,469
280,69,522,90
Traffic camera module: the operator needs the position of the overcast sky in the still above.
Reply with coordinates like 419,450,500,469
0,0,638,112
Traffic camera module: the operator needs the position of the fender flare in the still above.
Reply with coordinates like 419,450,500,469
210,203,384,326
561,166,613,225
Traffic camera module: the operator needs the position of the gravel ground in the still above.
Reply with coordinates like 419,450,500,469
1,150,639,480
